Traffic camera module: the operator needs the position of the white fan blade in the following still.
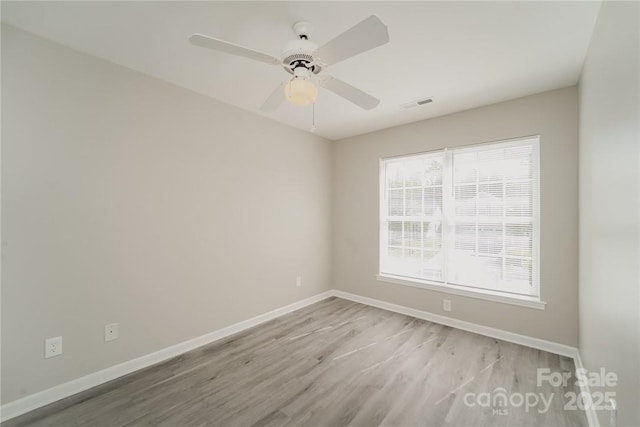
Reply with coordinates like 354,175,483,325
314,15,389,66
260,83,285,112
189,34,281,65
322,76,380,110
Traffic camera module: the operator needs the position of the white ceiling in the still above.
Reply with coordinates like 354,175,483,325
1,1,601,140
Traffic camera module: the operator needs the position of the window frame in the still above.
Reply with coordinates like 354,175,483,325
378,135,545,310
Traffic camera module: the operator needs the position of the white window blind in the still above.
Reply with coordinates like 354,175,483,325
380,137,540,299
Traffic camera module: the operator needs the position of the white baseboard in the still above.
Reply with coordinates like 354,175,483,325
0,290,334,423
573,352,601,427
1,288,583,424
332,290,578,358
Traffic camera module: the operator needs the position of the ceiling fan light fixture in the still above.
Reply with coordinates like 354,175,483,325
285,78,317,107
284,73,317,107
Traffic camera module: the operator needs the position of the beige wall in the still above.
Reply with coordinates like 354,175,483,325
578,2,640,426
1,25,332,404
332,86,579,346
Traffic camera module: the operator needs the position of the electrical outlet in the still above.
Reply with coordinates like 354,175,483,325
45,336,62,358
296,276,302,287
443,299,452,312
105,323,119,342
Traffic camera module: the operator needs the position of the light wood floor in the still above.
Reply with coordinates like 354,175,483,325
5,297,587,426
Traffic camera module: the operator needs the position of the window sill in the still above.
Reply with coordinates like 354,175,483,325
376,274,546,310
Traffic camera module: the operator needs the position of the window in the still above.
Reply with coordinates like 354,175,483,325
379,136,540,304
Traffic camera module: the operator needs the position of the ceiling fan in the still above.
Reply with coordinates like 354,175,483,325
189,15,389,112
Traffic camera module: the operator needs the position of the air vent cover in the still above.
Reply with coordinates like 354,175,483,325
401,97,433,109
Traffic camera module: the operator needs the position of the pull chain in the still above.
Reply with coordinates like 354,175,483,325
311,102,317,133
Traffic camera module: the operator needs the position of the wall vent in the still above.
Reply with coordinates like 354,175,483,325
401,97,433,109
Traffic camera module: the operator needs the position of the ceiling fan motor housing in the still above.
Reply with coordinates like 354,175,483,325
280,38,321,74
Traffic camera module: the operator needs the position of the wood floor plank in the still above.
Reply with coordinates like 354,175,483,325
3,297,588,427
